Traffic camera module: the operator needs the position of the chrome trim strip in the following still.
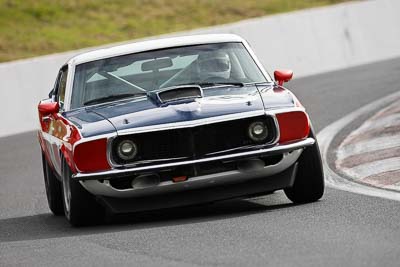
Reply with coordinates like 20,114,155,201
204,144,267,156
117,110,266,135
64,63,76,111
74,137,314,180
79,149,301,198
106,135,118,168
128,157,189,165
73,132,116,152
265,107,306,114
270,113,280,145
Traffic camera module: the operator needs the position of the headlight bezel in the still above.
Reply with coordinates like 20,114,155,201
116,139,138,161
248,121,269,143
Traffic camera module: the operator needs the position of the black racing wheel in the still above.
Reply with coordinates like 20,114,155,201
41,152,64,215
61,158,104,226
284,129,325,203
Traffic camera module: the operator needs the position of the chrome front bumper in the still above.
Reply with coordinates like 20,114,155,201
74,138,314,180
79,138,314,198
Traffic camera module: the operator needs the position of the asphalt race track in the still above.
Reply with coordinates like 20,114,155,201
1,58,400,266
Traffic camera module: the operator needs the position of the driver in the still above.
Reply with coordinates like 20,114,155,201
197,51,231,81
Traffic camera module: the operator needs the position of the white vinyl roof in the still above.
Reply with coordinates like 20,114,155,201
67,34,245,65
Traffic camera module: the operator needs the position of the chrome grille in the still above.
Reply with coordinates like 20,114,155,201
111,115,277,166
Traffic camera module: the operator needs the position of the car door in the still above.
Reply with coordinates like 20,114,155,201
43,66,69,177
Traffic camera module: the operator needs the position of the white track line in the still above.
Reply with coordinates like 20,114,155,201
317,90,400,202
385,181,400,191
355,113,400,132
340,157,400,180
337,135,400,159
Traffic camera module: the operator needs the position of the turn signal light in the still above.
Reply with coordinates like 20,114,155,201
74,138,111,173
276,111,310,143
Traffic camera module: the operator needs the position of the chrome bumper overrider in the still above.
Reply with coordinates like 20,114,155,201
78,138,315,198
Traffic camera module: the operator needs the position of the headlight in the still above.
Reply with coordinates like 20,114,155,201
117,140,138,160
248,121,268,142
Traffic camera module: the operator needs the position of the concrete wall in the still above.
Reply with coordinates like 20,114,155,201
1,0,399,137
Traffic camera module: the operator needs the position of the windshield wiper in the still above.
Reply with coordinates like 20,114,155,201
200,82,244,87
84,93,146,106
173,82,244,88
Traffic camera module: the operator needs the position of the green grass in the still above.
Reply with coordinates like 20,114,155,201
0,0,351,62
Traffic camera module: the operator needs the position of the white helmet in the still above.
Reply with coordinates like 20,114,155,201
198,51,231,80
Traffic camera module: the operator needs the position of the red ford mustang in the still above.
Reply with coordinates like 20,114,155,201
38,34,324,226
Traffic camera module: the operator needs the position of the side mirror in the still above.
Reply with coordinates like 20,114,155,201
274,69,293,86
38,101,59,116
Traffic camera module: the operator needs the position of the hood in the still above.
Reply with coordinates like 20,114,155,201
257,84,297,110
92,85,266,133
65,84,296,137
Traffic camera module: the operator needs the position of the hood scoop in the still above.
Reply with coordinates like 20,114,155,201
150,85,203,105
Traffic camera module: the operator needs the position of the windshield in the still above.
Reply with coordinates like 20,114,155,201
70,42,269,108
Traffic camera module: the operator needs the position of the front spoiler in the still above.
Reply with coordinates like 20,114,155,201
96,162,299,214
73,138,315,180
80,149,302,198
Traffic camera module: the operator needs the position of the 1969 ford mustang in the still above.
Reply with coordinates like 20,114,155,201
38,34,324,226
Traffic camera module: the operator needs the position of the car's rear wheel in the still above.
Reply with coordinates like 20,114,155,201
284,129,324,203
41,152,64,215
61,159,104,226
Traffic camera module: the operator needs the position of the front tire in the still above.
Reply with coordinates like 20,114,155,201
41,153,64,215
61,159,104,226
284,130,324,203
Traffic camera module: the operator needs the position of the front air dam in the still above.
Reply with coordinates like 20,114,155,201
96,163,298,214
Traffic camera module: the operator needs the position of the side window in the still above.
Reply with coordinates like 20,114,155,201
53,67,68,110
51,71,62,100
58,68,68,110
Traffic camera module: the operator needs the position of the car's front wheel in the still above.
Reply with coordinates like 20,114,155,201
61,159,104,226
42,152,64,215
284,129,324,203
